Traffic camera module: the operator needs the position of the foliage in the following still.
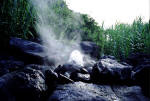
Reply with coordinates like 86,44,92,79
0,0,36,40
82,16,150,59
0,0,149,59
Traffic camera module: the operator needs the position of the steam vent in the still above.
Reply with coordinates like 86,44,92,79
0,0,149,101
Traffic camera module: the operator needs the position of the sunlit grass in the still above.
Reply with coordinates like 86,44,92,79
94,17,150,60
0,0,149,60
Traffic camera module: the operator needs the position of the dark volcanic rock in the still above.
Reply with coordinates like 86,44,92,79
48,82,117,101
55,64,82,74
70,73,90,82
80,41,100,59
126,53,150,96
0,67,47,101
55,64,91,83
126,53,150,67
48,82,149,101
132,64,150,97
0,59,24,77
112,85,150,101
58,74,74,84
25,64,58,92
9,37,48,65
54,63,83,78
91,57,133,84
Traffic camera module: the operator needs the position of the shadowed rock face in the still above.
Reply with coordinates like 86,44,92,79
132,65,150,97
126,53,150,97
9,37,49,65
91,58,133,84
0,59,24,77
0,38,149,100
48,82,149,101
0,67,47,101
80,41,100,59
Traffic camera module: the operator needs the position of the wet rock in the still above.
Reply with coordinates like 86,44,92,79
80,68,89,74
45,69,58,96
80,41,100,59
70,73,90,82
100,55,116,60
48,82,117,101
0,67,47,101
25,64,59,97
0,59,24,76
112,85,150,101
86,66,93,74
26,64,56,72
58,74,74,84
132,64,150,97
91,57,133,84
49,82,149,101
54,63,82,75
9,37,48,65
126,53,150,67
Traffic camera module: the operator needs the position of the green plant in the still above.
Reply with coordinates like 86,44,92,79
82,16,150,60
0,0,36,40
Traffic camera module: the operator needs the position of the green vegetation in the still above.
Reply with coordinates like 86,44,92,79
0,0,35,39
0,0,149,59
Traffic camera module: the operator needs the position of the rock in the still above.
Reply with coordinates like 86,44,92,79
45,69,58,95
126,52,150,67
26,64,56,72
0,59,24,77
70,73,90,82
86,66,93,74
100,55,116,60
80,41,100,59
54,63,82,75
132,64,150,97
9,37,49,65
55,64,91,83
48,82,149,101
58,74,74,84
48,82,117,101
80,68,89,74
126,53,150,96
0,67,47,101
26,64,59,96
112,85,150,101
91,57,133,84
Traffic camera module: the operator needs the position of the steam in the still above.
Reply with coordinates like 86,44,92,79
68,50,84,66
31,0,84,66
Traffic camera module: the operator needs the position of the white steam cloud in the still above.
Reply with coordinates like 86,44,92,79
30,0,85,66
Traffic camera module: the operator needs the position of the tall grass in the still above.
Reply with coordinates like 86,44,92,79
0,0,149,60
90,17,150,60
0,0,35,41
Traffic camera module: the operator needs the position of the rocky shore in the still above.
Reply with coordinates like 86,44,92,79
0,37,149,101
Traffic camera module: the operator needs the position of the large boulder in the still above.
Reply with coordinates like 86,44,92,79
9,37,49,65
132,64,150,97
25,64,58,93
91,57,133,84
126,53,150,67
0,67,48,101
112,85,150,101
48,82,149,101
126,53,150,96
80,41,100,59
0,59,24,77
55,64,91,83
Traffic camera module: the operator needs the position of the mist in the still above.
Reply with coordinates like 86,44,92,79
30,0,85,66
